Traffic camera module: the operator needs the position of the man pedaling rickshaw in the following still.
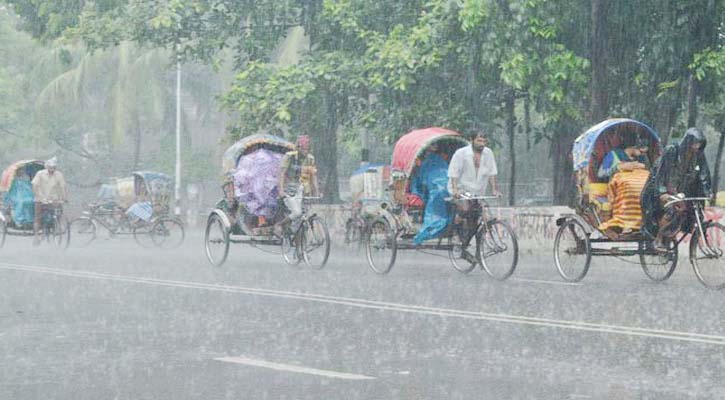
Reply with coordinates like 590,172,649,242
447,131,501,264
276,135,320,237
31,157,67,245
641,127,713,247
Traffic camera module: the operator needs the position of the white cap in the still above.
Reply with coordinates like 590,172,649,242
45,157,58,168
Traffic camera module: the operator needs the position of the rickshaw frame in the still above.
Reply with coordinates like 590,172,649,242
362,127,519,279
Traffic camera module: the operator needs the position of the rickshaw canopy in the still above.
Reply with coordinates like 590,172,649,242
391,127,467,175
349,162,390,201
132,171,172,203
222,134,295,175
0,160,44,192
572,118,662,173
97,177,136,208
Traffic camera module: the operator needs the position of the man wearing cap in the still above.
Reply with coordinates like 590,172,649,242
277,135,319,235
31,157,68,244
447,131,500,264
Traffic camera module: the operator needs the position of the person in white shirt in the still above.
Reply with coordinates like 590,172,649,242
31,157,68,245
447,131,501,263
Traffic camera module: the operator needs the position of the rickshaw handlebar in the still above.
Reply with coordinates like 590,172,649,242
444,194,499,202
664,195,711,209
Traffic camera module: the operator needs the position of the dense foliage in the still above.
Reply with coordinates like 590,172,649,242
1,0,723,204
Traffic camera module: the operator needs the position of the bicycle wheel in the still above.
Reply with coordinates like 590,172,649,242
281,233,301,265
52,216,68,248
639,239,677,282
303,216,330,269
690,222,725,289
205,213,229,267
554,218,592,282
133,222,154,248
151,217,185,249
448,235,477,274
365,217,397,274
69,217,97,247
479,220,518,280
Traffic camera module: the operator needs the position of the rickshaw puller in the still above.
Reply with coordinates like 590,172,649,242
448,131,501,263
641,127,713,244
276,135,319,236
31,157,67,245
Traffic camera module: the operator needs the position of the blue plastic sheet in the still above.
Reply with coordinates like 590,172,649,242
411,153,451,244
3,178,34,226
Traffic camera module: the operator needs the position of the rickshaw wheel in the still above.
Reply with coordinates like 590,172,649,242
690,222,725,290
51,216,69,249
205,213,229,267
0,219,6,249
554,218,592,282
479,220,519,281
366,216,397,275
303,216,330,269
447,236,477,274
639,239,677,282
68,217,97,248
133,223,155,248
280,233,301,265
151,217,185,249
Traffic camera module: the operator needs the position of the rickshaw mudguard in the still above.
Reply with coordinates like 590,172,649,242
556,213,596,234
208,209,233,232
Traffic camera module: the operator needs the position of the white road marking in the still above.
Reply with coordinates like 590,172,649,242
214,356,375,380
2,262,725,346
511,277,582,286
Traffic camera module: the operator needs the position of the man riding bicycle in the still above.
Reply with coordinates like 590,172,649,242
31,157,68,245
641,127,713,245
276,135,320,236
448,131,501,264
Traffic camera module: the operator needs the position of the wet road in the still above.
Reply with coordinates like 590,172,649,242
1,232,723,399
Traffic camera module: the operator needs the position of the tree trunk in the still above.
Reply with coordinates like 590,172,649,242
590,0,609,122
505,90,516,206
551,118,578,206
316,92,340,204
524,92,531,151
686,74,698,128
711,121,724,206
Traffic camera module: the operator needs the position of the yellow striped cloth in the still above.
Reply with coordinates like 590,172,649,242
599,168,650,232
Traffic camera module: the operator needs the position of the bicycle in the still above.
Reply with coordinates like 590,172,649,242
38,202,69,248
279,196,331,269
449,194,519,280
662,194,724,289
69,203,184,249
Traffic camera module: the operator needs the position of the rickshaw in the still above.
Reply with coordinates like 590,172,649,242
69,171,185,248
0,160,68,247
204,134,331,268
553,118,725,288
344,162,390,248
363,127,519,278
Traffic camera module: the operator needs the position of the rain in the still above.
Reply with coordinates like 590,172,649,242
1,1,724,399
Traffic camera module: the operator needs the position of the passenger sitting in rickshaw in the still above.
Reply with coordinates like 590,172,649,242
597,135,651,239
3,168,34,227
641,128,713,245
126,183,153,224
409,143,451,245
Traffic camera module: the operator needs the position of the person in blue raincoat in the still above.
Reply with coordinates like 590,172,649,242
411,144,452,245
3,168,35,227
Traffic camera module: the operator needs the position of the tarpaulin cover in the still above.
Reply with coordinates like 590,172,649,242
97,177,135,209
3,178,34,225
0,160,44,192
410,153,451,244
391,127,465,175
223,134,294,175
572,118,661,172
349,162,389,201
234,148,284,217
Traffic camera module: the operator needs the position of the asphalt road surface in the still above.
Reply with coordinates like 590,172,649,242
1,231,723,399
